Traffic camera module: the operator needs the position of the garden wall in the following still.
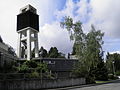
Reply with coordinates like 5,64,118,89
0,78,86,90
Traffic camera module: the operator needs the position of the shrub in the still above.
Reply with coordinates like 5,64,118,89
108,74,118,80
115,71,120,76
29,71,39,78
86,76,95,84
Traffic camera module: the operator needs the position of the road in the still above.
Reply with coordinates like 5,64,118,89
47,80,120,90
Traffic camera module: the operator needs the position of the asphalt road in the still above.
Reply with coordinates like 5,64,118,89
47,80,120,90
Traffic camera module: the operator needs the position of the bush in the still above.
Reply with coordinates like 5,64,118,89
115,71,120,76
29,72,39,78
86,76,95,84
19,64,30,73
108,74,118,80
25,60,37,68
94,61,108,81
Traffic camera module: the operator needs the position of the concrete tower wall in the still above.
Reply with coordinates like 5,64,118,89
17,5,39,60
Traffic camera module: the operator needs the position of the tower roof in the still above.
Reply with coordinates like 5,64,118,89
20,4,37,14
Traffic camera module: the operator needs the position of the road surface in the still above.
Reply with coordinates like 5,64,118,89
47,80,120,90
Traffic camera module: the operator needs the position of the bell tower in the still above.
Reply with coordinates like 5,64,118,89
17,5,39,60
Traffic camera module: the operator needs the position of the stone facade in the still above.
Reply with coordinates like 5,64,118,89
0,37,17,71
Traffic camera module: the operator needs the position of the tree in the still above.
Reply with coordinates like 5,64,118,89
61,16,86,61
85,25,104,69
48,47,58,58
71,43,77,55
8,45,16,56
48,47,65,58
61,16,105,81
57,52,66,58
39,46,48,58
95,60,108,80
106,53,120,75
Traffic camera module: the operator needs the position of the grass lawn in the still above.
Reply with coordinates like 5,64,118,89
95,80,112,84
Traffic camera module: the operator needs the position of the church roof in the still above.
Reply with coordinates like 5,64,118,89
0,35,3,43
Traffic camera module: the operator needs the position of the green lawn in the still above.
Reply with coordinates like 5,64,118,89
95,80,112,84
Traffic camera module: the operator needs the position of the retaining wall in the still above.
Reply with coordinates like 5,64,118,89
0,78,86,90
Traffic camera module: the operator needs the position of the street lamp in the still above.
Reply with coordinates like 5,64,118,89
112,61,115,76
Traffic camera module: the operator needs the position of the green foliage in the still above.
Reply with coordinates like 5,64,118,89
61,16,106,82
39,46,65,58
29,71,40,78
48,47,65,58
61,16,85,60
19,63,30,73
45,73,55,79
94,61,108,80
12,60,55,79
18,60,48,73
25,60,38,68
86,75,96,84
115,71,120,76
95,80,111,84
16,60,52,78
106,53,120,75
48,47,59,58
72,62,88,78
85,25,104,68
8,45,16,56
39,46,48,58
36,63,48,73
61,16,104,67
57,52,66,58
108,74,118,80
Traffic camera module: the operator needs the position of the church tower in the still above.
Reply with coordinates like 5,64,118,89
17,5,39,60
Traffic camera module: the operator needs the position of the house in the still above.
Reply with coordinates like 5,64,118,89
0,36,17,71
33,58,78,78
43,58,78,78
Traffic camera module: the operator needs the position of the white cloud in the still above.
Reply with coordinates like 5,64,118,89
0,0,67,52
54,0,120,53
1,0,120,55
56,0,120,38
0,0,30,51
110,51,120,54
39,22,73,54
55,0,76,21
89,0,120,38
88,0,120,53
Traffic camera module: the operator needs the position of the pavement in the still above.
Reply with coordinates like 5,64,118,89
46,79,120,90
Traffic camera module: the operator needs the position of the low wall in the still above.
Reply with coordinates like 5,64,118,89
0,78,86,90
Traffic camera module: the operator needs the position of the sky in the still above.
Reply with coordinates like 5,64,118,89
0,0,120,56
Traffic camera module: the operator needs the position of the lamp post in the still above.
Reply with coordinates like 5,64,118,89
112,61,115,76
